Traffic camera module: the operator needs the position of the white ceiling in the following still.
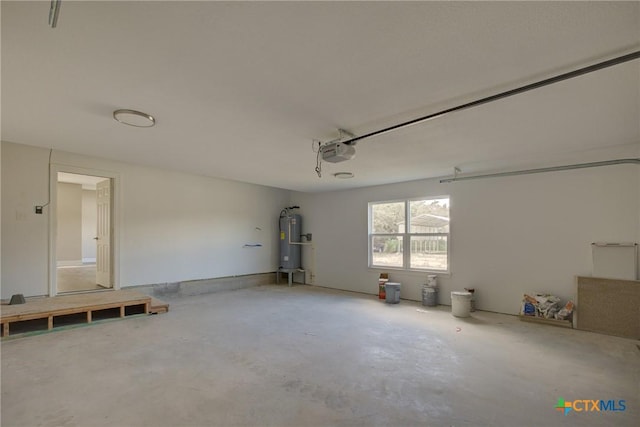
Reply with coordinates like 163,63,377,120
2,1,639,192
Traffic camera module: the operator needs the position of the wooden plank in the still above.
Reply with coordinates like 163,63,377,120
576,276,640,339
0,290,151,339
1,290,151,321
1,302,150,323
0,291,156,339
1,291,151,322
149,297,169,314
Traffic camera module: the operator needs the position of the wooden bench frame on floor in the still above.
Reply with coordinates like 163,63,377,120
1,290,152,338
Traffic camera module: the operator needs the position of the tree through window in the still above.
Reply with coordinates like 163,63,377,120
369,197,450,272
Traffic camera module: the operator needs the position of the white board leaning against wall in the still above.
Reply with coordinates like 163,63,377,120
592,243,638,280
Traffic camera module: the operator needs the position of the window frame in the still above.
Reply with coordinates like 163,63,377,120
368,196,450,274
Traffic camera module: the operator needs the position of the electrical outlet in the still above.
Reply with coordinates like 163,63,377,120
35,206,43,214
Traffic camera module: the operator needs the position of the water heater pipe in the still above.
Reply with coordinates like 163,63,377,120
288,221,312,246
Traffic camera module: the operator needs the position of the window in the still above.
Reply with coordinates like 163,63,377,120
369,197,450,272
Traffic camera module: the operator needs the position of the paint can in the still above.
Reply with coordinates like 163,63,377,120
423,275,438,306
378,273,389,300
422,285,437,306
385,283,401,304
378,282,386,299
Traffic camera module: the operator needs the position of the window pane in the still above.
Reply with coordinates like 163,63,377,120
371,202,405,233
410,236,448,270
371,236,403,267
409,198,449,233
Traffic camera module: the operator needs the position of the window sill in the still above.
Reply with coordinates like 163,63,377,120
368,266,451,277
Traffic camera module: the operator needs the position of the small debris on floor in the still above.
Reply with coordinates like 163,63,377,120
456,327,462,333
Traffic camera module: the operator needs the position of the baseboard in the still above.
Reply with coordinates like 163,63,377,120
82,257,96,264
125,272,277,298
57,260,83,267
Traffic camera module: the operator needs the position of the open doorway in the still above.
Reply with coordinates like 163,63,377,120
56,172,113,293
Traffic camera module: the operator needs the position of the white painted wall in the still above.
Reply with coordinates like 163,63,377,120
291,164,640,314
2,139,638,311
1,141,290,298
0,138,2,293
81,189,97,262
56,182,82,263
1,143,50,298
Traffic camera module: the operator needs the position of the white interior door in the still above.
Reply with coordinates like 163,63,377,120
96,178,112,287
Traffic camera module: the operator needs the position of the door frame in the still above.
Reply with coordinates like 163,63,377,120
49,164,121,296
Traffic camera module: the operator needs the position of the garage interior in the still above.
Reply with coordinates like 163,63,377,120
1,2,639,427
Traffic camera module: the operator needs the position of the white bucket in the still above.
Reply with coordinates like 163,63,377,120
385,282,401,304
464,288,476,312
451,291,472,317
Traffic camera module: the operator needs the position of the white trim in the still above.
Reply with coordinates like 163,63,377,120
49,164,121,296
82,257,97,264
57,260,83,267
367,266,452,278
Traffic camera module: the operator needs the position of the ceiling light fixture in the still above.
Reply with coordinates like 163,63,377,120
113,109,156,127
333,172,354,179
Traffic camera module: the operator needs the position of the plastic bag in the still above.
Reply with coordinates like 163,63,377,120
555,300,575,320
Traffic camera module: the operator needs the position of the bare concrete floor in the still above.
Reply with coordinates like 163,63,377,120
1,285,638,426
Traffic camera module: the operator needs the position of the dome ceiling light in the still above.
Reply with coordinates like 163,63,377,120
333,172,354,179
113,109,156,127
